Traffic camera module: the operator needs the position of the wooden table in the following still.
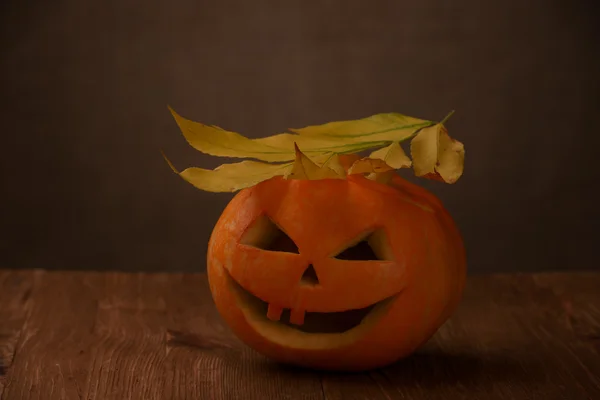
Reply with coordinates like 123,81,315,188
1,270,599,400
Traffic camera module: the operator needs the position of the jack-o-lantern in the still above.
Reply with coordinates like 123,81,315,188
165,108,466,371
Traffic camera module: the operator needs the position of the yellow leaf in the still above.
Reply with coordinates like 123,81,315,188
410,124,465,184
166,107,464,192
336,154,362,172
369,141,412,169
255,132,390,157
347,158,394,175
318,154,347,177
171,107,393,161
285,144,344,180
163,152,292,192
169,106,292,162
255,133,341,153
290,113,434,143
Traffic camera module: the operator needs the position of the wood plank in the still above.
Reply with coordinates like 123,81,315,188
0,270,37,398
0,271,325,400
1,271,99,400
82,272,170,400
319,372,394,400
162,273,325,400
378,273,600,399
532,272,600,346
1,270,599,399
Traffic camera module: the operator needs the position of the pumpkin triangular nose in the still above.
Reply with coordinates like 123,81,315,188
300,264,320,286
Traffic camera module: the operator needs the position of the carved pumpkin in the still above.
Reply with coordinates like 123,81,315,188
206,172,465,371
165,108,466,371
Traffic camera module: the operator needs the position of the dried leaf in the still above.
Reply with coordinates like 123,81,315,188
163,152,292,192
255,134,344,155
369,141,412,169
320,154,347,177
285,144,344,180
254,132,390,157
169,107,294,162
171,107,394,162
290,113,433,144
410,124,465,184
336,154,362,172
347,158,394,175
166,107,464,192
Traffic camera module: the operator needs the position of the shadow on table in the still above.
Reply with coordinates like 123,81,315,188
269,348,536,387
379,349,532,386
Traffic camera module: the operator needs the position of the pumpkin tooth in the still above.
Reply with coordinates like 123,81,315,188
266,304,284,321
289,308,306,325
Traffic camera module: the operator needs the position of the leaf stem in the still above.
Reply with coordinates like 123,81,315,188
440,110,455,125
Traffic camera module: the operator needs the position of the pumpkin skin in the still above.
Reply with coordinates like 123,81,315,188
207,173,466,371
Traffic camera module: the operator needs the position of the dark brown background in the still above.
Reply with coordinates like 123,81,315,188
1,1,598,274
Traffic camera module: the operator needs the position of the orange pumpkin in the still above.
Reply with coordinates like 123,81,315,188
164,108,466,371
207,170,466,371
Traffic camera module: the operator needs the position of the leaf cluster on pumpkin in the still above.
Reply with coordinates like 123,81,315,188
164,107,465,192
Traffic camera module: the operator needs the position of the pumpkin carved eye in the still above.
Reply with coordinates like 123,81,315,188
239,215,299,254
332,229,394,261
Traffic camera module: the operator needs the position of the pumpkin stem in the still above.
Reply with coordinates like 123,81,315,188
366,170,396,185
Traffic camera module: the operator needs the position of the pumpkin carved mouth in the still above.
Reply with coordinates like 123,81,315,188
223,267,398,348
226,269,391,334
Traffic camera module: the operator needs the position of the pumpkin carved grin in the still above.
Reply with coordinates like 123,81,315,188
222,264,400,352
225,267,395,334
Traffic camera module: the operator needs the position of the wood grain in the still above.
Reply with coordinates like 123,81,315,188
0,270,599,400
0,271,36,398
